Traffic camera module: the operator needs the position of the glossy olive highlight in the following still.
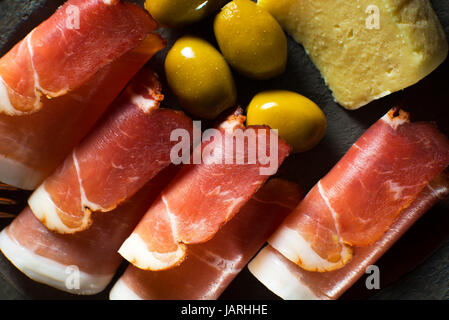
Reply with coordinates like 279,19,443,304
165,36,237,119
247,90,327,152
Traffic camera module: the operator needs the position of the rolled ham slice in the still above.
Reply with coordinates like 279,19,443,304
110,178,302,300
0,166,180,295
249,172,449,299
0,0,164,190
119,111,291,271
28,68,194,234
265,109,449,274
246,108,449,299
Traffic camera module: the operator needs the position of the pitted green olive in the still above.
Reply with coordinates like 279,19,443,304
145,0,229,28
165,36,237,119
214,0,287,80
246,90,327,152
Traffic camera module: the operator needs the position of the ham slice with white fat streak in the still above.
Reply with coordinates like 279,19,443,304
119,112,291,271
0,0,163,189
266,108,449,273
28,69,194,234
249,172,449,299
110,178,302,300
0,166,180,295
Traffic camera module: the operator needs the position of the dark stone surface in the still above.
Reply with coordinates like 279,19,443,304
0,0,448,300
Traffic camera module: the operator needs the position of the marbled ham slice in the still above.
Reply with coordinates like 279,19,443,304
28,69,193,234
110,178,302,300
0,166,179,295
0,0,156,114
119,112,291,271
249,172,449,299
0,0,162,190
268,109,449,272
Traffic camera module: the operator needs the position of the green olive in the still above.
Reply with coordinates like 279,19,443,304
246,91,327,153
145,0,229,28
214,0,287,80
165,36,237,119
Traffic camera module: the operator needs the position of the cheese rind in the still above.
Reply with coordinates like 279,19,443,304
258,0,448,109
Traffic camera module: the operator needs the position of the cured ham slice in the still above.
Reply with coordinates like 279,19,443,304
28,69,193,234
0,0,163,190
110,178,302,300
249,172,449,299
119,112,291,271
262,108,449,273
0,166,180,295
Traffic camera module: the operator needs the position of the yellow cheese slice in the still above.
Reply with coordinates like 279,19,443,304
258,0,448,109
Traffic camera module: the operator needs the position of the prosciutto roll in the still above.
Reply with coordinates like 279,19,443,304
28,69,193,234
0,0,164,190
0,166,180,295
247,108,449,299
110,178,302,300
119,111,292,271
249,172,449,299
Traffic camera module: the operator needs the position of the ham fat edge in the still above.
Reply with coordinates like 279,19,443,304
118,112,292,271
110,178,302,300
27,68,194,234
0,0,164,190
247,108,449,299
0,166,180,295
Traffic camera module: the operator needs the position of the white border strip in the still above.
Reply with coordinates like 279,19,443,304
248,246,320,300
268,226,352,272
28,184,90,234
0,75,24,116
0,154,44,190
109,278,142,300
119,233,186,271
0,229,112,295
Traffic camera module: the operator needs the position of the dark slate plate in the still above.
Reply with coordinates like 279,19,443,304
0,0,448,300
